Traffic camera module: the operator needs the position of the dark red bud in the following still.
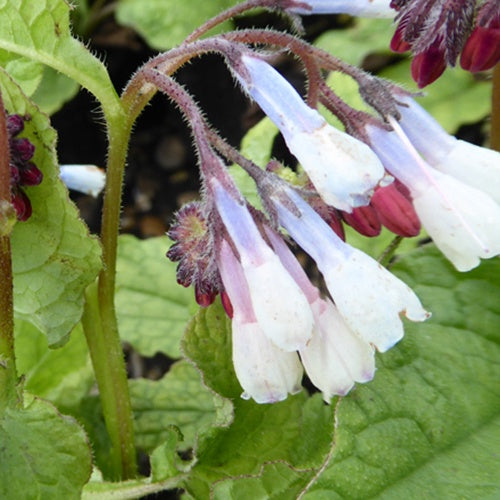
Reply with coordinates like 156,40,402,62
371,183,421,237
195,287,216,307
12,137,35,162
6,114,24,136
390,25,411,53
220,290,234,318
460,26,500,72
10,164,20,184
19,163,43,186
411,48,447,88
11,189,32,221
342,205,381,237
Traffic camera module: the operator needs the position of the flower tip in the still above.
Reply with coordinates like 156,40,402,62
60,164,106,197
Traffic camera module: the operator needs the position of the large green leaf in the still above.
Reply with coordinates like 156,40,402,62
115,0,239,50
1,70,102,346
0,0,121,116
302,246,500,498
14,320,93,411
0,395,92,499
130,360,223,453
115,234,197,358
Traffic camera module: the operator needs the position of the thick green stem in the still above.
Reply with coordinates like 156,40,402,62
491,63,500,152
0,95,18,413
87,109,137,479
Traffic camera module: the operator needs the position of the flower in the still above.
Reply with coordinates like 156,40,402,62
265,227,376,401
269,183,429,351
210,176,314,351
365,119,500,271
218,238,303,403
285,0,395,18
395,95,500,204
59,164,106,198
230,53,385,211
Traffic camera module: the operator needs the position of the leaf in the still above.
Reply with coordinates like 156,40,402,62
32,66,80,115
129,360,221,453
0,0,121,116
0,50,43,96
115,234,197,358
1,70,102,346
315,18,395,66
0,395,92,499
302,245,500,498
380,61,491,132
14,320,93,411
115,0,239,50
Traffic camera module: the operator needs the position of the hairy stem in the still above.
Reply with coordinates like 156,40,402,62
0,93,18,413
92,107,138,479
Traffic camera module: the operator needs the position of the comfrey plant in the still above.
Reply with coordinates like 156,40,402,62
0,0,499,497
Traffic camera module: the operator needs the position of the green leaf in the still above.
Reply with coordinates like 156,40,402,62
0,395,92,499
315,18,395,66
150,428,185,481
32,66,80,115
302,245,500,498
115,0,239,50
0,50,43,96
0,0,121,117
14,320,93,411
130,360,221,453
380,61,491,132
115,234,197,358
1,70,102,347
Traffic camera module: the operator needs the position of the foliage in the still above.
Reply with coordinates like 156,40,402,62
0,0,498,498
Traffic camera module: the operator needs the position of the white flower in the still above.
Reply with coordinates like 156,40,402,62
287,0,395,18
411,169,500,271
271,184,430,351
212,178,314,351
300,297,375,401
232,319,304,404
218,238,303,403
396,95,500,204
59,164,105,197
231,53,385,211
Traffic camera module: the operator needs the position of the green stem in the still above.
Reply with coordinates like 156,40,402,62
0,94,18,413
87,109,137,479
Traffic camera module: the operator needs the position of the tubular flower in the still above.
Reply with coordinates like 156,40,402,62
269,183,430,352
265,227,376,401
365,119,500,271
218,239,303,404
210,176,314,351
285,0,395,17
395,94,500,204
230,53,385,212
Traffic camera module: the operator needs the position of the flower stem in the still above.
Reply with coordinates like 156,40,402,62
491,63,500,152
0,94,18,413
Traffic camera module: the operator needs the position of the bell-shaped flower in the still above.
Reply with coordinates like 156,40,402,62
366,120,500,271
395,95,500,204
230,53,385,211
218,239,303,403
286,0,395,18
210,177,314,351
265,228,375,400
269,184,429,352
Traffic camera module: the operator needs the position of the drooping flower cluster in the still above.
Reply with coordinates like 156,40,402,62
6,113,42,221
135,0,500,403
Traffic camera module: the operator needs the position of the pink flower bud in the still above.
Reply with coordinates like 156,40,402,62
460,25,500,72
411,47,447,88
341,204,381,237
